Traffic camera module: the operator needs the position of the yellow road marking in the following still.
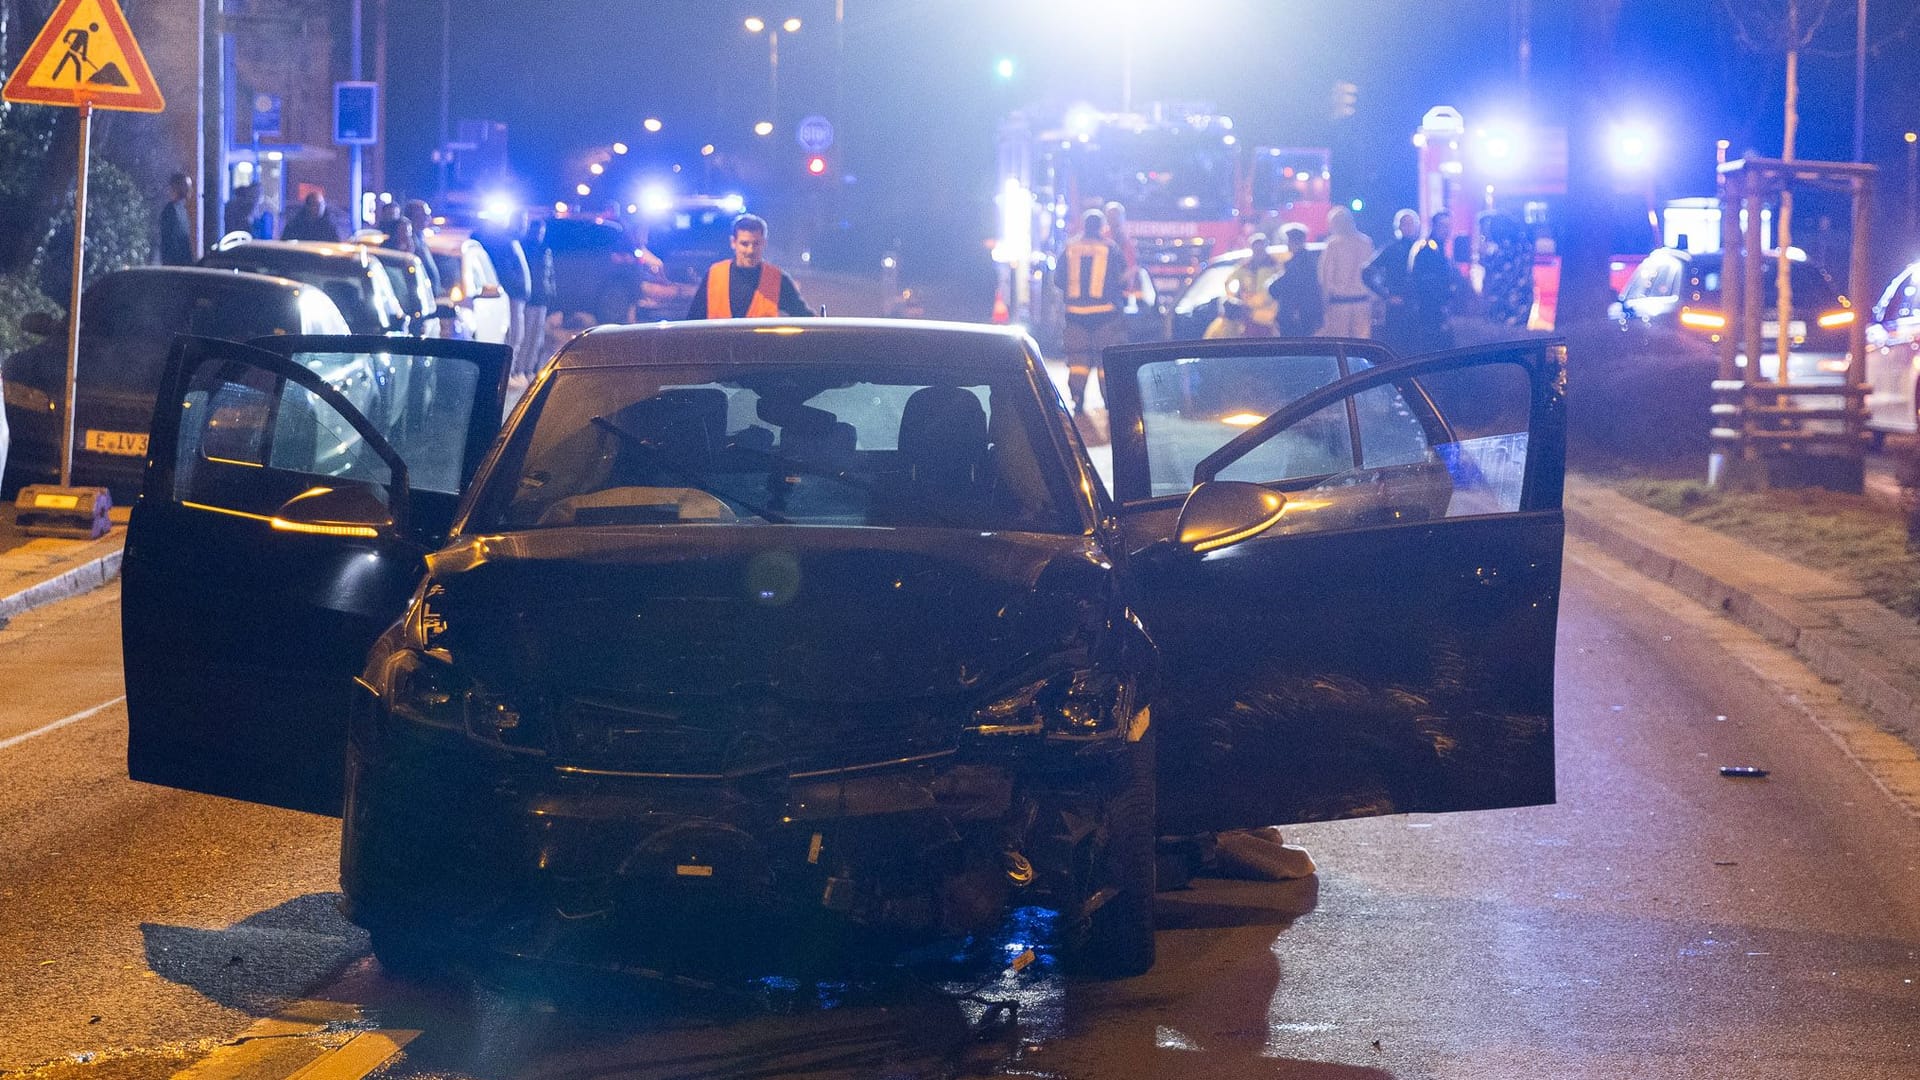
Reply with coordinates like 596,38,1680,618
168,1001,417,1080
284,1030,421,1080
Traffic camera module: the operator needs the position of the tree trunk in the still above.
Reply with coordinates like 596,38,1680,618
1775,5,1799,386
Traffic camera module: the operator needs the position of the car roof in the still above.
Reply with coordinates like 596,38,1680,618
203,240,375,271
551,318,1035,371
99,265,315,300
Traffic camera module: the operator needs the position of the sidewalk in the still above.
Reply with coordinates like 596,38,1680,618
1566,478,1920,755
0,503,128,624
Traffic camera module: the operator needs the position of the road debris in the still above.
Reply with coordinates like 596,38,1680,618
1719,766,1770,778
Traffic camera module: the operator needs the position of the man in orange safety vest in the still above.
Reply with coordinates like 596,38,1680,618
686,213,813,319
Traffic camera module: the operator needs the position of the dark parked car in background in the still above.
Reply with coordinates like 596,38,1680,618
1,267,349,497
121,321,1566,980
543,214,657,324
357,244,443,336
201,240,410,337
1611,246,1857,381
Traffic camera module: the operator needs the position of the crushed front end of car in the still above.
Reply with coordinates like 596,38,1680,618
339,528,1155,972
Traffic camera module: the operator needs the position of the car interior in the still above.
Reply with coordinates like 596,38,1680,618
494,369,1077,535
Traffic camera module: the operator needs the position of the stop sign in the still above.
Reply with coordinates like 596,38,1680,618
796,115,834,153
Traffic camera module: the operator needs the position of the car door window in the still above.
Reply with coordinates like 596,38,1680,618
1133,352,1348,497
174,357,392,512
1189,356,1537,537
279,346,485,495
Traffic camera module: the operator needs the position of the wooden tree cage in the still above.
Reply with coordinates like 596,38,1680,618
1711,157,1875,493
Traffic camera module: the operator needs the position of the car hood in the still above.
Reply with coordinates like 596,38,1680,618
425,527,1112,705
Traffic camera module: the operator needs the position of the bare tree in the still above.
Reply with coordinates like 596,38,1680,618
1718,0,1851,383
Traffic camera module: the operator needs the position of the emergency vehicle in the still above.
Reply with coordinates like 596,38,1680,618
994,102,1332,335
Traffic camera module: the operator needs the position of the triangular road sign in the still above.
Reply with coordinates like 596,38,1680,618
3,0,164,112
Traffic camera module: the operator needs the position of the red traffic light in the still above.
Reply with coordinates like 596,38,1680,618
805,154,828,176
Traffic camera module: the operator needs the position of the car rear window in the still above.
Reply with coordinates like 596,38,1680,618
471,362,1083,535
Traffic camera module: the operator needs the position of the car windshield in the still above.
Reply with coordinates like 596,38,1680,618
471,361,1082,534
1696,258,1844,312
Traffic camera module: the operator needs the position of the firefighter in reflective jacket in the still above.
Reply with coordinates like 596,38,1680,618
1060,208,1128,416
686,213,813,319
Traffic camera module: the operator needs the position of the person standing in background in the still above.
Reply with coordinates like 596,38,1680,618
521,216,556,372
1268,222,1322,336
157,173,193,265
1317,206,1374,338
1363,208,1423,350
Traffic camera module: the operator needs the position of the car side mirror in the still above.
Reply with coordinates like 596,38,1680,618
1173,480,1287,555
269,481,398,540
21,311,62,336
479,284,504,300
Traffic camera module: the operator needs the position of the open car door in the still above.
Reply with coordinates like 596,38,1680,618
124,336,511,816
1103,338,1566,835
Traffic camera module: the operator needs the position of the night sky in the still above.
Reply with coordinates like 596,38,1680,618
380,1,1920,270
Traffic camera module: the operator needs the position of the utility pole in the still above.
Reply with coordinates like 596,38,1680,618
1560,0,1623,328
1853,0,1866,163
350,0,363,227
437,0,449,198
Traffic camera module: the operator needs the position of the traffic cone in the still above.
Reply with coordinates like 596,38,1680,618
990,287,1011,324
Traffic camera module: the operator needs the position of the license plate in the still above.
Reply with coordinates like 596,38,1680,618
84,429,148,457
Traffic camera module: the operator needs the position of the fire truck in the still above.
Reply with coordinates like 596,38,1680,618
994,102,1332,336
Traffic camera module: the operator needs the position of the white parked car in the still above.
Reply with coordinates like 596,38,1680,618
1865,262,1920,441
424,228,511,346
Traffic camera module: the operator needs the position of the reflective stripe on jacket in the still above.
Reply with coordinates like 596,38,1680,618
1063,238,1119,317
706,261,782,318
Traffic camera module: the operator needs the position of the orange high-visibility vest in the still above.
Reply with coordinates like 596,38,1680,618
706,260,783,318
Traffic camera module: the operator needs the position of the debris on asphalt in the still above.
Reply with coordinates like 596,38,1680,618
1719,766,1770,778
1211,827,1317,881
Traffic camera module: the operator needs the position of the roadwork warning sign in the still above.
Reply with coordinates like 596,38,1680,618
2,0,164,112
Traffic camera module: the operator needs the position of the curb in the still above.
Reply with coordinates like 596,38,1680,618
1566,481,1920,754
0,536,126,623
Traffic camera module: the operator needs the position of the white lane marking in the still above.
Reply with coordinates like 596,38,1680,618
0,695,126,753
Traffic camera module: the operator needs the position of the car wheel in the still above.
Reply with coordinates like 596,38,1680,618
369,927,455,982
1065,729,1157,978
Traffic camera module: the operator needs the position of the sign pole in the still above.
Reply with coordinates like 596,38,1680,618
60,99,92,489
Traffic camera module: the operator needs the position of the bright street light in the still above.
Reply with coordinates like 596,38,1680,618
612,141,629,155
700,143,716,156
744,15,801,125
643,117,663,133
754,121,774,137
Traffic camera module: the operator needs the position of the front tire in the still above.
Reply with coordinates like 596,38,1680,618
1066,730,1157,977
369,927,455,983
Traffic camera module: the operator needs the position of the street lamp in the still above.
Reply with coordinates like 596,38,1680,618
744,16,802,127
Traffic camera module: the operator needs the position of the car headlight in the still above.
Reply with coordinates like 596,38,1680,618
386,648,467,731
970,670,1130,741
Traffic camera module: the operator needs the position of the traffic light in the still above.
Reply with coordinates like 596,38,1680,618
805,154,829,177
1331,81,1358,120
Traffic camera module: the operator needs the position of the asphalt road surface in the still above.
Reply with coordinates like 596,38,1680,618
1,540,1917,1079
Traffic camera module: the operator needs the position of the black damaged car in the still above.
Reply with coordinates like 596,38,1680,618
121,321,1566,978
